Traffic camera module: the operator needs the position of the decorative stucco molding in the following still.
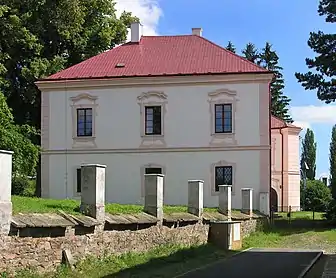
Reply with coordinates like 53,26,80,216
70,93,98,148
140,163,167,198
137,91,168,148
210,160,236,196
208,89,238,146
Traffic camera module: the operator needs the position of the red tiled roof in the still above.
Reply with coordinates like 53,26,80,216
271,115,301,129
45,35,269,81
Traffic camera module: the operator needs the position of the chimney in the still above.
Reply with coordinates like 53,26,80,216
131,22,143,43
192,28,203,37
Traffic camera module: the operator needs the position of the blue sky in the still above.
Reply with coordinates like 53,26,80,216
116,0,335,177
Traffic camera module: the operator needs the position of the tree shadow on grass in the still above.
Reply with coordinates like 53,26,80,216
102,244,237,278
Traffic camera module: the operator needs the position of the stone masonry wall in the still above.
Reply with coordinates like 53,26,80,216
0,218,266,274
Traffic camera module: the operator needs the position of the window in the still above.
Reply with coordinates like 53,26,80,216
215,104,232,133
215,166,233,192
76,168,81,193
77,108,92,137
145,167,162,175
145,106,162,135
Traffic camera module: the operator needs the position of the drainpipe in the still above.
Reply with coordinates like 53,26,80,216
280,128,284,212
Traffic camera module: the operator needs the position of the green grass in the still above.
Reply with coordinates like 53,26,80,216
2,244,233,278
243,226,336,252
12,196,218,215
274,211,325,220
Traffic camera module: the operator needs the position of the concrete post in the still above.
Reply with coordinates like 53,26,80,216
259,192,270,216
187,180,204,217
0,150,13,235
80,164,106,223
218,185,232,219
144,174,164,221
241,188,253,216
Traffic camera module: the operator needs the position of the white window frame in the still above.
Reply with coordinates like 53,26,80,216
210,160,236,196
70,93,98,146
208,89,238,146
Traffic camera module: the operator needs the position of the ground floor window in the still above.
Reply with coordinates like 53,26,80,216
215,166,233,192
76,168,81,193
145,167,162,175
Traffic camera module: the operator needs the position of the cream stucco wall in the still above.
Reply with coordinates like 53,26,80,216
38,74,272,210
45,150,262,208
47,83,262,150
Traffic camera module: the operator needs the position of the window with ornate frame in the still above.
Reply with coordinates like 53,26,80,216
137,91,168,147
70,93,98,147
210,160,236,196
208,89,238,146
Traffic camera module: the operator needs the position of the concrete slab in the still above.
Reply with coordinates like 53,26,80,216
176,248,323,278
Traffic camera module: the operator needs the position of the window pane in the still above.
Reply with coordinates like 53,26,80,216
85,109,92,116
224,111,232,119
215,118,223,125
146,114,153,121
145,107,153,115
215,105,223,112
77,109,85,117
223,104,232,112
216,111,223,118
215,125,223,133
223,166,233,185
145,168,162,174
146,127,153,134
224,118,231,127
146,121,153,128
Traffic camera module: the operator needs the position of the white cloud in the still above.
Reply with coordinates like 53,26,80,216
114,0,163,40
291,105,336,129
292,121,311,130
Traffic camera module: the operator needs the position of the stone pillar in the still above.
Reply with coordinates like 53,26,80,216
188,180,203,217
144,174,164,221
218,185,232,219
241,188,253,216
80,164,106,223
0,150,13,235
259,192,270,216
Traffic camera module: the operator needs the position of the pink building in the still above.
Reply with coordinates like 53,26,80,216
271,116,302,212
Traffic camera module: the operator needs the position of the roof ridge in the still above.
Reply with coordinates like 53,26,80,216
197,36,268,72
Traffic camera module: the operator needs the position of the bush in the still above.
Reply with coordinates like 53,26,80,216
300,179,332,212
11,176,31,196
325,199,336,223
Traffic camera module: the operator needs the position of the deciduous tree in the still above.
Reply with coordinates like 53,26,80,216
329,125,336,199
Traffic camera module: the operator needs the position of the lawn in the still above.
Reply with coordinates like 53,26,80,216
11,196,218,215
274,211,325,220
244,227,336,253
3,244,234,278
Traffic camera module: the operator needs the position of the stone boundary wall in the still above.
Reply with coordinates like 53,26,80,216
0,217,266,274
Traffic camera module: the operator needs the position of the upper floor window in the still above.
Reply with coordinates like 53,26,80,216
145,167,162,175
145,106,162,135
215,166,233,192
215,104,232,133
77,108,92,137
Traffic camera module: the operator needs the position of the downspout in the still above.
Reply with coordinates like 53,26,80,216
280,128,284,212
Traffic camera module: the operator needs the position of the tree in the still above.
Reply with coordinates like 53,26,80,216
225,41,236,53
0,1,137,129
300,180,332,212
301,128,317,180
241,42,259,64
295,0,335,103
259,42,293,122
330,125,336,199
0,91,39,177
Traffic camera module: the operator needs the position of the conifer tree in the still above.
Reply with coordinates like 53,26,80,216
329,125,336,199
301,128,317,180
225,41,236,53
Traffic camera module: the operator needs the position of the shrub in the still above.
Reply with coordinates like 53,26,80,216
11,176,30,196
325,199,336,223
300,179,332,212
